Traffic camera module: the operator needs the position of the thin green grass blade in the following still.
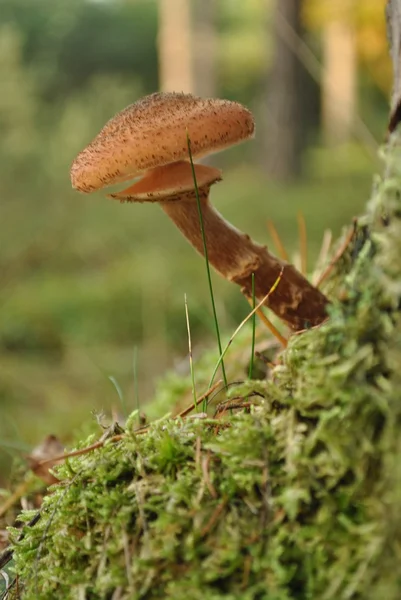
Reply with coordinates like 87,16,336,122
248,272,256,379
184,293,197,412
108,375,126,417
186,133,228,389
209,268,284,388
132,346,140,425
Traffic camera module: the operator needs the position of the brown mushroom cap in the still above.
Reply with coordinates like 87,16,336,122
70,92,254,193
109,161,222,203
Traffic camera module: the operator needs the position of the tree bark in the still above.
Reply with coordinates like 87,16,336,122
387,0,401,132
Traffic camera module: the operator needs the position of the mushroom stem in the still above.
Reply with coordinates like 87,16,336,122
160,191,329,330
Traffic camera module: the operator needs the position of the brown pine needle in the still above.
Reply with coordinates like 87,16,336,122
215,401,253,417
200,497,228,537
37,381,224,471
201,453,218,499
297,211,308,276
176,379,223,418
315,223,356,288
241,555,252,590
267,220,289,261
313,229,333,286
37,435,125,468
246,296,287,347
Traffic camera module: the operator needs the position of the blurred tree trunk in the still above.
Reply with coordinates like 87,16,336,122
158,0,217,97
191,0,217,98
264,0,307,181
158,0,194,93
322,16,356,144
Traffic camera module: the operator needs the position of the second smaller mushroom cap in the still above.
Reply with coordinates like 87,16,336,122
109,161,222,203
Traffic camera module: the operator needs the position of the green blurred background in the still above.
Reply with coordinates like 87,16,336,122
0,0,390,478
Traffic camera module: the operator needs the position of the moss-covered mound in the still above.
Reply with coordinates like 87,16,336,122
8,140,401,599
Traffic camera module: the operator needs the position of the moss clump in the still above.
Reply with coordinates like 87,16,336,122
9,140,401,599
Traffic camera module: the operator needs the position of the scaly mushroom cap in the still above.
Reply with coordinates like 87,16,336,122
109,161,222,203
70,92,254,193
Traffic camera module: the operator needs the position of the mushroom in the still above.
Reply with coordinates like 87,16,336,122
71,92,328,331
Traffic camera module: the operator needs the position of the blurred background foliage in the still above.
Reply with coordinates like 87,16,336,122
0,0,390,478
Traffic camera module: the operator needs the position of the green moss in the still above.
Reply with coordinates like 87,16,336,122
9,139,401,599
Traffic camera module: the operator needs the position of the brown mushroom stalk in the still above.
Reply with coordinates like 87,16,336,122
71,92,329,332
109,160,328,330
161,193,328,330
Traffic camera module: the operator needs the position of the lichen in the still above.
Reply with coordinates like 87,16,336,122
8,138,401,599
